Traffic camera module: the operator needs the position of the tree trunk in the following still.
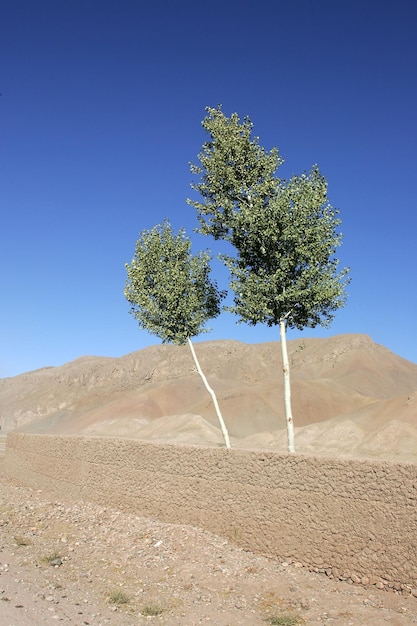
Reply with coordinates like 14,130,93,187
187,337,231,449
279,318,295,453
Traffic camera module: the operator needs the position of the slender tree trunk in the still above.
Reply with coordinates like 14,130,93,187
187,337,231,449
279,318,295,453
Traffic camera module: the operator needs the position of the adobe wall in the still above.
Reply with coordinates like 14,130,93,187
4,432,417,591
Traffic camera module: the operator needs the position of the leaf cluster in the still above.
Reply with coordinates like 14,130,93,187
189,106,282,240
188,106,350,330
124,220,225,345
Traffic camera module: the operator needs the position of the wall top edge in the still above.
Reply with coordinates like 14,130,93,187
6,431,417,470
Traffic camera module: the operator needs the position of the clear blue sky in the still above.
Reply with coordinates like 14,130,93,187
1,0,417,378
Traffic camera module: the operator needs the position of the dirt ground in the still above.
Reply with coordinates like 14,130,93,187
1,461,417,626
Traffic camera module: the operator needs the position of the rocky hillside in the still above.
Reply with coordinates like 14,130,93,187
1,334,416,461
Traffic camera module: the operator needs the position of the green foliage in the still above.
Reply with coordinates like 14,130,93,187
189,105,282,241
266,615,302,626
141,604,164,616
189,106,350,331
107,590,130,606
124,220,225,345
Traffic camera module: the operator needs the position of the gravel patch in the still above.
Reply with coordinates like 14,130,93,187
1,469,417,625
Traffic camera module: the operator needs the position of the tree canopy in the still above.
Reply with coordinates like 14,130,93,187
124,220,225,345
188,106,350,332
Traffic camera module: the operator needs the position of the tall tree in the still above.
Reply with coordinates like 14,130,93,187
124,220,231,448
188,106,350,452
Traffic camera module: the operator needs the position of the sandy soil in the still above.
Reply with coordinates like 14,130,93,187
1,461,417,626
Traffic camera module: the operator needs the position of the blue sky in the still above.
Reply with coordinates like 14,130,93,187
1,0,416,378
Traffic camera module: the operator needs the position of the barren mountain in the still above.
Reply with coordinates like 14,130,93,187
1,334,416,461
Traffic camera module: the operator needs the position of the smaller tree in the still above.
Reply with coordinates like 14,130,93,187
124,220,230,448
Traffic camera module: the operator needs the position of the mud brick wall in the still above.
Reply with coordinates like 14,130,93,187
5,432,417,590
